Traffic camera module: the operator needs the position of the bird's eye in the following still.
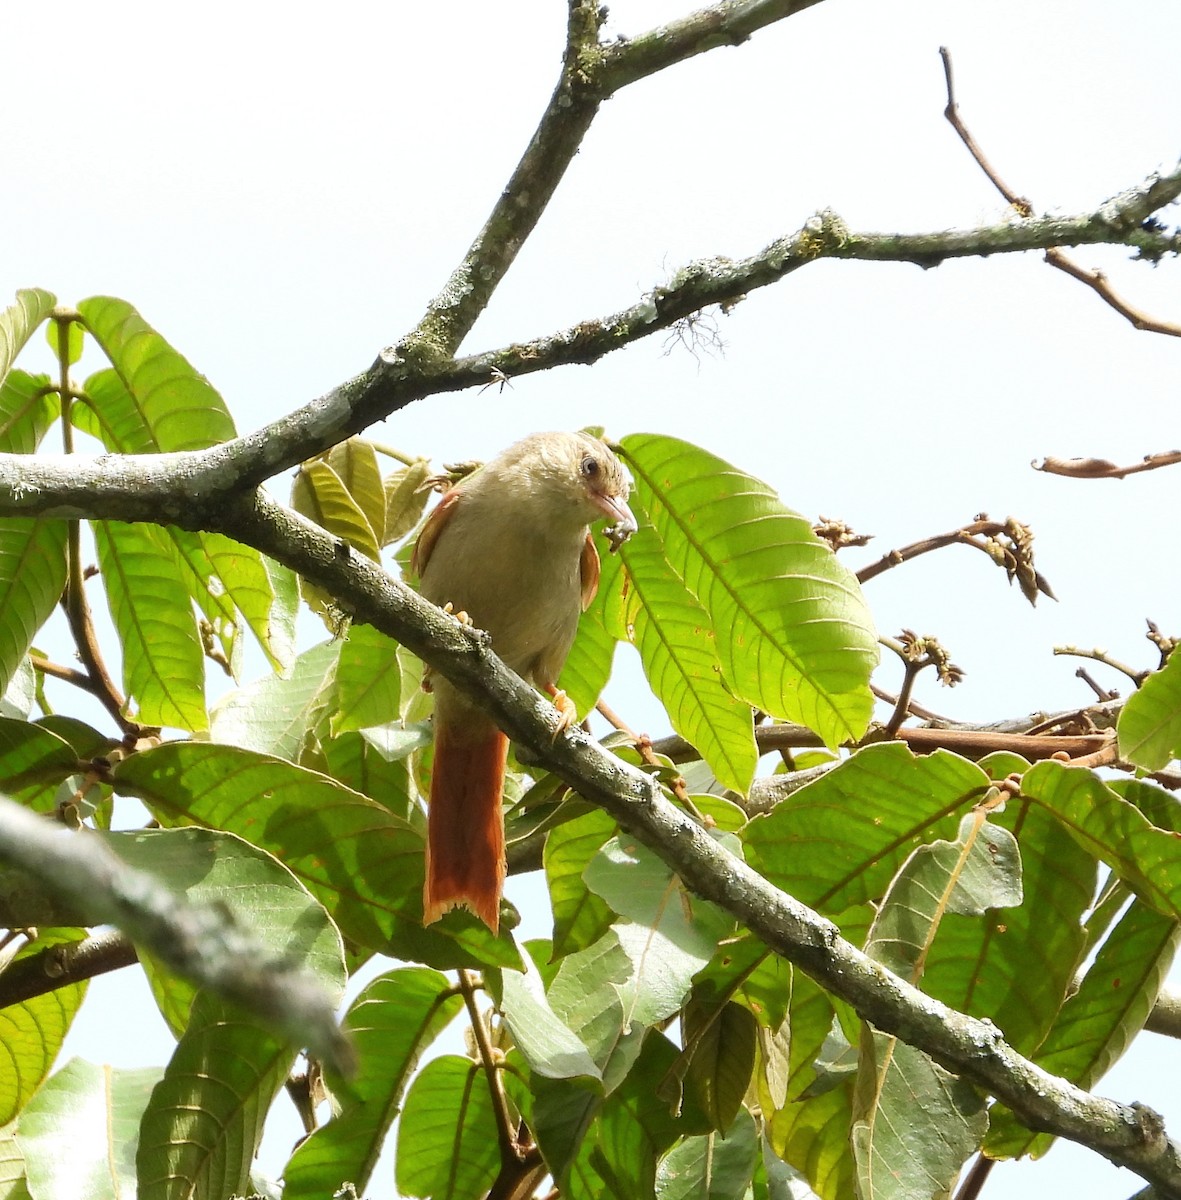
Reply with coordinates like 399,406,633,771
581,455,601,480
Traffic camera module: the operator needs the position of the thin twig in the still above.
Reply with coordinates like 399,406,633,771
1035,450,1181,480
456,969,521,1167
940,45,1181,338
1054,646,1147,686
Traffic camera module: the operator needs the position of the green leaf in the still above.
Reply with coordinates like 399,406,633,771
210,639,340,759
0,1122,30,1200
558,605,618,722
383,458,433,546
333,623,401,734
284,968,464,1200
93,520,208,730
692,934,790,1032
587,1031,689,1198
545,807,618,958
114,741,520,970
171,529,298,675
851,1034,987,1200
620,434,877,747
0,930,88,1125
767,1077,855,1200
0,370,59,453
0,291,56,387
75,296,235,451
586,835,736,955
851,818,998,1198
1119,652,1181,770
501,957,602,1082
17,1059,161,1200
395,1055,500,1200
656,1108,759,1200
986,895,1180,1158
547,932,646,1094
0,718,80,816
1023,760,1181,919
864,812,1022,980
43,314,82,367
919,796,1095,1057
530,1074,603,1191
614,524,758,793
321,438,388,545
108,824,346,1016
136,993,293,1200
292,459,382,561
743,744,990,913
0,519,67,700
682,1000,758,1132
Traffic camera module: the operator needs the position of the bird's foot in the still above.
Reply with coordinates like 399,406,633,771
545,685,578,736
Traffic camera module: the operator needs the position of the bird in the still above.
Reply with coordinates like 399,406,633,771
412,431,637,933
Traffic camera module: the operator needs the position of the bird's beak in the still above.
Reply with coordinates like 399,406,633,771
593,492,638,551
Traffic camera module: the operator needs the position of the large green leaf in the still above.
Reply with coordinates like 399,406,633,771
1022,760,1181,918
113,741,519,970
619,434,877,747
210,639,340,759
584,1032,688,1199
75,296,235,451
609,523,757,793
1119,652,1181,771
0,291,55,388
0,368,67,698
851,1036,987,1200
284,968,464,1200
502,958,603,1083
919,796,1095,1056
17,1059,161,1200
743,744,990,912
169,529,298,677
110,825,346,1037
0,720,86,830
0,519,68,702
986,894,1179,1158
656,1109,759,1200
93,521,207,730
136,992,294,1200
850,815,1006,1195
767,1076,855,1200
395,1055,500,1200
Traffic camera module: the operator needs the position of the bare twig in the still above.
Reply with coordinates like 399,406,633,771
1035,451,1181,480
857,516,1054,605
940,45,1181,338
1045,250,1181,338
1055,646,1148,686
457,969,522,1167
0,930,138,1009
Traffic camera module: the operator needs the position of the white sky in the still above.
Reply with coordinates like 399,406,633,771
3,1,1180,1196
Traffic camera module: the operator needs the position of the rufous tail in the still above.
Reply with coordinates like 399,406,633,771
424,713,508,933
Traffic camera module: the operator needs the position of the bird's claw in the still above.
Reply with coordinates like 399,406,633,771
547,686,579,737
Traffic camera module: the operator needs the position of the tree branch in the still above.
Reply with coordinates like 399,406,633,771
0,929,138,1008
2,166,1176,509
90,492,1181,1195
940,44,1181,337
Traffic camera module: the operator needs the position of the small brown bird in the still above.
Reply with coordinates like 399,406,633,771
412,432,636,932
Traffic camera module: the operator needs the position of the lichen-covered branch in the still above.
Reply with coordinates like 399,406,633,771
133,492,1181,1194
3,176,1176,511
